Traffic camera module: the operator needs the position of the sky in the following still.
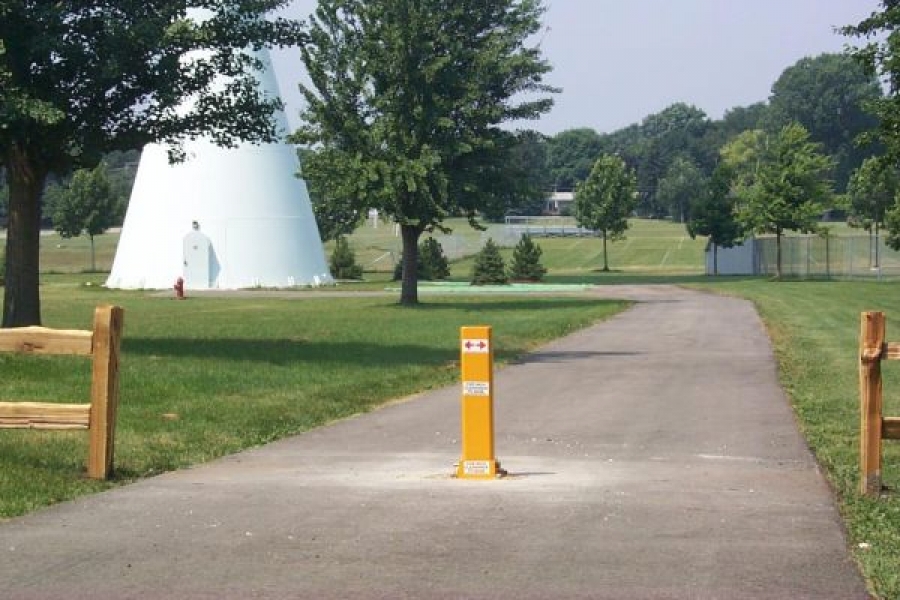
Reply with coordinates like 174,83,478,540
271,0,882,136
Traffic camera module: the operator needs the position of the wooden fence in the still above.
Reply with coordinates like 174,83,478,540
859,311,900,496
0,305,124,480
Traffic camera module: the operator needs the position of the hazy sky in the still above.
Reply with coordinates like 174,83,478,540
272,0,882,136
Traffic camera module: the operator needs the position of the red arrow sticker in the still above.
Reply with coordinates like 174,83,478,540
461,339,490,354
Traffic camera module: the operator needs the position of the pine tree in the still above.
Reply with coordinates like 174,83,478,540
419,238,451,280
329,236,363,280
471,238,508,285
508,234,546,281
392,237,451,281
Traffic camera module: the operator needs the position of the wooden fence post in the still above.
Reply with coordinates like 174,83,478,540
87,305,124,480
860,311,886,496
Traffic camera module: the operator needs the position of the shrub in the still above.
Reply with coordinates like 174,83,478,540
471,238,508,285
329,236,363,280
392,237,451,281
508,233,546,282
419,237,450,280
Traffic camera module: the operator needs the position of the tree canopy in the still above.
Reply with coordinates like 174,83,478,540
0,2,305,326
293,0,555,305
844,5,900,165
766,52,882,192
656,155,706,224
546,128,604,190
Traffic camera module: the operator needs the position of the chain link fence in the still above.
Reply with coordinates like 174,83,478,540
754,235,900,280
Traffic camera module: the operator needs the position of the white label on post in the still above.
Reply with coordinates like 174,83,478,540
463,381,490,396
463,461,491,475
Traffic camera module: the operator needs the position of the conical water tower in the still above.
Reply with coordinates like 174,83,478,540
106,49,332,290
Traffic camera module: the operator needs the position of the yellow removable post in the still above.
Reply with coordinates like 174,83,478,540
457,326,503,479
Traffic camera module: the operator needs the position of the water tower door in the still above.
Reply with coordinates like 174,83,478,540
183,231,211,288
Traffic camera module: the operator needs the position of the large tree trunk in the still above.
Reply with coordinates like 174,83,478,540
713,244,718,276
3,146,46,327
399,223,422,305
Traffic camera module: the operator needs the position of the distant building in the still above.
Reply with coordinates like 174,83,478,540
544,191,574,215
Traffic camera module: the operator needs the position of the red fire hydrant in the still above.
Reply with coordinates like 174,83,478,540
174,277,185,300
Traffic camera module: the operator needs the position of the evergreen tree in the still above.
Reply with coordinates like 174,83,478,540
419,238,451,281
329,236,364,280
392,237,451,281
508,234,546,281
471,238,508,285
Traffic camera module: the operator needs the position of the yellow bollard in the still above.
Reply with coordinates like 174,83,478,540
456,326,504,479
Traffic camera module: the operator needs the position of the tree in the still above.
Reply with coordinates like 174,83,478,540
419,238,451,281
701,102,770,161
392,237,451,281
0,3,305,326
724,123,834,278
471,238,508,285
766,53,882,192
574,154,637,272
49,164,120,272
293,0,555,306
329,236,363,280
656,155,706,223
508,233,546,281
687,164,743,275
845,6,900,249
635,103,713,217
847,157,899,267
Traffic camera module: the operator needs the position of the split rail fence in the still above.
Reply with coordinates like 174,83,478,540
859,311,900,496
0,305,124,479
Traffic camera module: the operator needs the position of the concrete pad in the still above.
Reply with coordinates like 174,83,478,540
0,286,869,599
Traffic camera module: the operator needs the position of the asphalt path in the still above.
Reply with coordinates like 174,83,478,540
0,286,869,599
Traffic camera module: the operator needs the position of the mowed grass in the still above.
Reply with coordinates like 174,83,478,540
446,218,706,278
0,282,627,518
694,279,900,599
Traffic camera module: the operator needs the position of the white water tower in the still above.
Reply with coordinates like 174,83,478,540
106,49,332,290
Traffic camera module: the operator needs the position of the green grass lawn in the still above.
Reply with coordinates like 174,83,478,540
693,279,900,599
